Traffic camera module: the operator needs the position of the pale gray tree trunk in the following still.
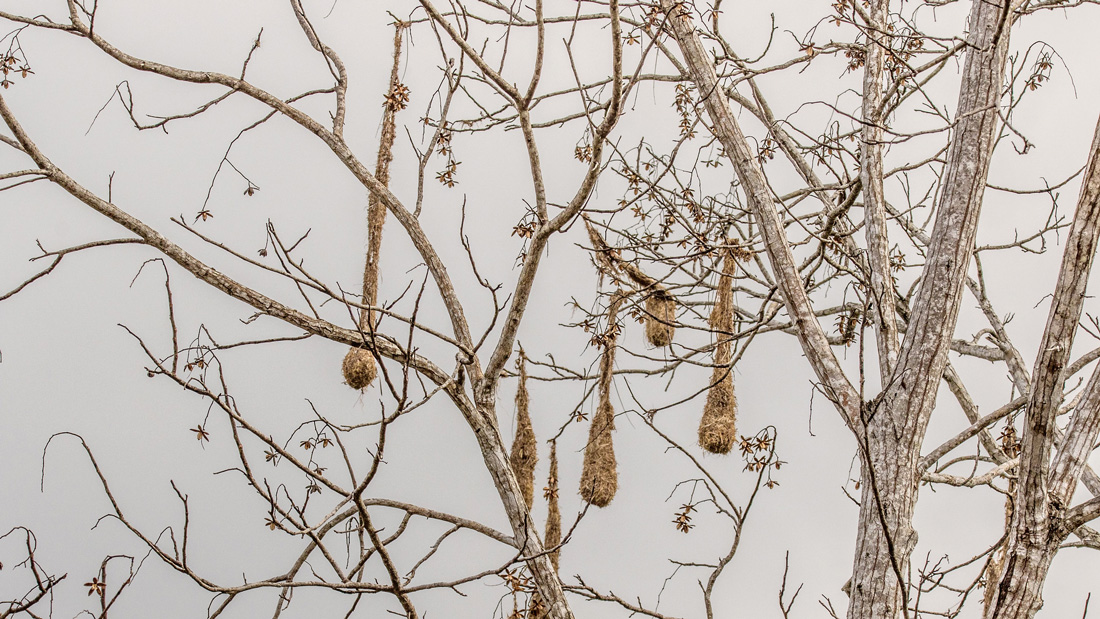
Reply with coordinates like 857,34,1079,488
984,115,1100,619
663,1,1015,618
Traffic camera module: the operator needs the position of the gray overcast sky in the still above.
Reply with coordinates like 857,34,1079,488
2,1,1100,618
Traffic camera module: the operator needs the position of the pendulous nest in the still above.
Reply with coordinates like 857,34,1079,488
579,400,618,507
342,25,407,391
644,290,676,347
699,248,738,454
698,369,737,454
544,441,561,573
580,294,624,506
510,357,538,507
342,348,377,390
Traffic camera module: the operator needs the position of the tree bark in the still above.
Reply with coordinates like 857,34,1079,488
985,113,1100,619
848,1,1014,616
662,0,1013,616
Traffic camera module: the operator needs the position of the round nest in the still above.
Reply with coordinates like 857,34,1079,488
342,347,377,390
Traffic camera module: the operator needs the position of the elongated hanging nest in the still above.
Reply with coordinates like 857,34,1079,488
510,354,538,508
644,289,676,347
580,400,618,507
342,25,407,390
699,249,738,454
699,369,737,454
544,441,561,573
580,294,623,507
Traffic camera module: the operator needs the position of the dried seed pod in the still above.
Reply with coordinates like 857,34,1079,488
342,348,377,390
510,354,538,508
580,294,623,507
544,441,561,573
644,289,676,347
699,249,738,454
342,25,406,390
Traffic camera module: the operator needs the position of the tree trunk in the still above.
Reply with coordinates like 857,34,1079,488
985,112,1100,619
848,422,920,619
848,1,1014,617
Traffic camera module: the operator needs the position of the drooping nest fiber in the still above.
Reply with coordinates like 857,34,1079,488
699,249,738,454
510,356,538,508
342,25,406,390
342,348,377,390
644,290,676,348
580,294,623,507
544,442,561,573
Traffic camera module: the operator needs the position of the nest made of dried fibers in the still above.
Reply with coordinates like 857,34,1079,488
342,348,377,390
580,294,623,507
544,441,561,573
644,290,676,347
342,25,406,391
699,249,738,454
579,400,618,507
699,368,737,454
510,357,538,508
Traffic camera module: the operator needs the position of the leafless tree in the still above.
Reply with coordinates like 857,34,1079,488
2,1,1100,619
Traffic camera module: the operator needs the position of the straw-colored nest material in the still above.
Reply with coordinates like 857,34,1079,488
579,400,618,507
583,218,658,290
544,442,561,573
580,294,623,507
699,369,737,454
699,249,738,453
342,348,377,390
644,290,676,348
343,25,406,391
510,357,538,508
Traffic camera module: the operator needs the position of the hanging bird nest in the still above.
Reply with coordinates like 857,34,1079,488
579,400,618,507
644,289,676,347
342,348,377,390
342,25,406,390
510,355,538,508
544,441,561,573
580,294,623,507
699,368,737,454
699,248,738,454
